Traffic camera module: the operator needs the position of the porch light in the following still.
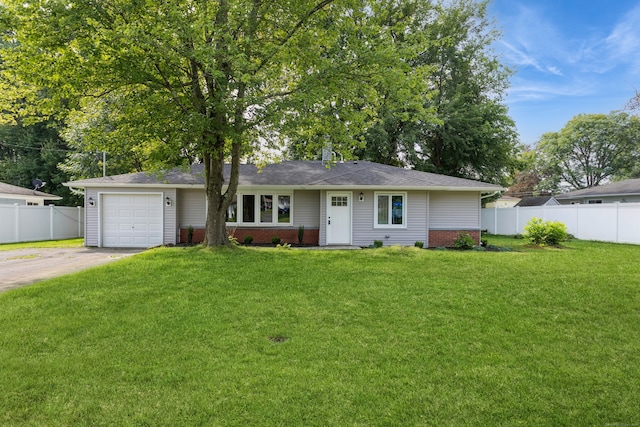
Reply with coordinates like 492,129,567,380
88,197,95,207
359,192,364,202
165,196,172,207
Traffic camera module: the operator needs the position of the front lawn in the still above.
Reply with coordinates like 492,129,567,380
1,238,639,426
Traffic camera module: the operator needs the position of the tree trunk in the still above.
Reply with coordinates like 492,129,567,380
203,152,230,247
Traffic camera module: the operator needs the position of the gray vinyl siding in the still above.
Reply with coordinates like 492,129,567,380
292,190,320,228
163,188,177,245
319,190,428,247
319,191,327,246
85,188,99,247
352,190,428,247
175,188,319,229
177,188,206,228
84,187,176,247
429,191,481,229
557,194,640,204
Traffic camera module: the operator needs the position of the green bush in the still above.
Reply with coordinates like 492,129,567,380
243,235,253,245
453,233,476,250
271,236,281,245
297,226,305,245
414,241,424,249
373,240,383,248
523,217,568,246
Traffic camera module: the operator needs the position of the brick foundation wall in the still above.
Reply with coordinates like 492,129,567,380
428,230,481,248
180,227,319,245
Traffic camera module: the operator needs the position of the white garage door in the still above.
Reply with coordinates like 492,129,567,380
102,194,163,248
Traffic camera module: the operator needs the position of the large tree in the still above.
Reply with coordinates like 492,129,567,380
536,111,640,192
0,119,81,206
353,0,519,185
1,0,415,246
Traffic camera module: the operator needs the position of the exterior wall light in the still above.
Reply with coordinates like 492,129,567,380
88,197,95,207
359,192,364,202
165,196,172,207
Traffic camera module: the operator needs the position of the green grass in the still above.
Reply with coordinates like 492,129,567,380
0,238,84,251
1,238,639,426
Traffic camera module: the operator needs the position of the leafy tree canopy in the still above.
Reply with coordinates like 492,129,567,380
352,0,520,185
1,0,428,245
535,111,640,192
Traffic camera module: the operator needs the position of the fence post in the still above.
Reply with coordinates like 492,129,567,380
494,205,497,234
616,203,620,243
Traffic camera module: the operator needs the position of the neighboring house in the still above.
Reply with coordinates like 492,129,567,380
485,195,520,208
555,178,640,204
64,160,503,248
514,196,559,207
0,182,62,206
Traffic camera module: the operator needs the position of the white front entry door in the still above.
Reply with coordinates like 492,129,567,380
326,192,352,245
101,194,163,248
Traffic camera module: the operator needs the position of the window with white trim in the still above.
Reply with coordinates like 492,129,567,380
225,192,292,225
587,199,603,204
375,192,406,228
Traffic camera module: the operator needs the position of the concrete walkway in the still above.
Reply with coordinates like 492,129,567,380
0,247,144,293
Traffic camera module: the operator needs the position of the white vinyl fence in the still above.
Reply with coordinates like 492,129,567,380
0,205,84,244
482,203,640,245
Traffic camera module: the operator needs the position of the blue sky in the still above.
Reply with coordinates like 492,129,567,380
488,0,640,146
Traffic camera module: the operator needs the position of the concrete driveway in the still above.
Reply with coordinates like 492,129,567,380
0,247,145,293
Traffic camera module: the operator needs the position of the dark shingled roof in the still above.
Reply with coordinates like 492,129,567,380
555,178,640,199
514,196,558,207
0,182,62,199
66,161,502,191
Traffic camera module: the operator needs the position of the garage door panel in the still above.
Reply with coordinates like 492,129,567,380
102,194,163,248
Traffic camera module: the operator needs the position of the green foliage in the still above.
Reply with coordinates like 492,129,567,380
243,236,254,245
535,111,640,192
354,0,519,185
1,0,433,245
373,240,383,248
297,226,305,245
271,236,281,245
453,232,476,250
414,241,424,249
186,226,194,244
523,217,569,246
0,120,80,206
275,242,291,250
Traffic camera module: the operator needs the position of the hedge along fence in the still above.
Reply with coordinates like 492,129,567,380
481,202,640,245
0,205,84,244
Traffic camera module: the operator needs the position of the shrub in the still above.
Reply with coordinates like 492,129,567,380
373,240,383,248
243,235,253,245
414,241,424,249
271,236,281,245
523,217,568,246
297,226,305,245
187,225,194,244
275,242,291,249
453,232,476,250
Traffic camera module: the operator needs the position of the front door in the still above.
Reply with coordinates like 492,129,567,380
326,192,352,245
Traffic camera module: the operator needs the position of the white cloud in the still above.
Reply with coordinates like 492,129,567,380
605,4,640,71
